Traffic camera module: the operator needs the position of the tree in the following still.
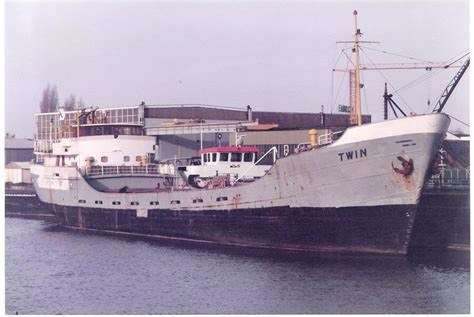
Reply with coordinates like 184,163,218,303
64,94,85,111
39,84,59,113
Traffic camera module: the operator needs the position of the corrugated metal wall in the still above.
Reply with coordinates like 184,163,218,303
5,149,35,165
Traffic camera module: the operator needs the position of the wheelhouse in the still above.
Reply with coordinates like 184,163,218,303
198,146,259,165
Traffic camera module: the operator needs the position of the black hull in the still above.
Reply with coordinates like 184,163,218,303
411,187,470,251
5,188,55,221
50,204,418,255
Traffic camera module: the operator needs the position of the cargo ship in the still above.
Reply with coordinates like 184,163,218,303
30,111,450,255
29,11,453,255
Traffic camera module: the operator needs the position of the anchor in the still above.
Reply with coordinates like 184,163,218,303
392,156,414,177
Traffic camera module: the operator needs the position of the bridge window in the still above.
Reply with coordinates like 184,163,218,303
135,156,141,162
123,156,130,162
231,153,242,162
212,153,217,162
244,153,253,162
220,153,229,162
101,156,108,163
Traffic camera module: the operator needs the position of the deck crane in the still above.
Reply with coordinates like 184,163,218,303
431,57,470,114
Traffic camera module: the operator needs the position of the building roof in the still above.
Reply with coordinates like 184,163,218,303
199,146,260,154
6,161,31,169
145,105,371,130
5,138,34,149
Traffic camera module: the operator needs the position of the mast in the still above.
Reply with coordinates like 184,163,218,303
353,10,362,126
337,11,379,126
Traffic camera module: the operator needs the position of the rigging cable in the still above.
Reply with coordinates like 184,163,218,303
359,47,414,113
423,53,470,113
359,48,469,96
359,46,435,63
360,63,369,115
447,114,470,127
331,49,353,113
329,48,345,114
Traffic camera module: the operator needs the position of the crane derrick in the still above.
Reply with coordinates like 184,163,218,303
432,58,470,114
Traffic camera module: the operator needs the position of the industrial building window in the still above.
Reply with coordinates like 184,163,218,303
220,153,229,162
244,153,253,162
101,156,108,163
231,153,242,162
123,156,130,162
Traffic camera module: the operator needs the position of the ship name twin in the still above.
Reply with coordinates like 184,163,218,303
338,148,368,162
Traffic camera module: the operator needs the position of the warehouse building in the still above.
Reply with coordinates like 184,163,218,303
144,104,371,161
33,104,371,163
5,137,35,165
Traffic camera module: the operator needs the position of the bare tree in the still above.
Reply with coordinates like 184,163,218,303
64,93,85,111
39,84,59,113
64,94,76,111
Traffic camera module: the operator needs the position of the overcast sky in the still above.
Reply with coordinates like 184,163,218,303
5,0,470,138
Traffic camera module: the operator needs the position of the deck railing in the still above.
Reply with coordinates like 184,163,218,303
84,163,175,177
426,168,470,189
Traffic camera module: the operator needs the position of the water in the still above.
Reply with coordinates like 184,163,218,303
5,218,470,314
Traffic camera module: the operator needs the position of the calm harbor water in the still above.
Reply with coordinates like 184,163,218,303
5,217,470,314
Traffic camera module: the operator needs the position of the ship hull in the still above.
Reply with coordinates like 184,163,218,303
30,114,451,256
51,203,418,255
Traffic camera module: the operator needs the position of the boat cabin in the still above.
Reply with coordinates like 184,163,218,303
199,146,259,165
182,146,270,186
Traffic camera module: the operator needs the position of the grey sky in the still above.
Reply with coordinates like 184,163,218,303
5,1,469,138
